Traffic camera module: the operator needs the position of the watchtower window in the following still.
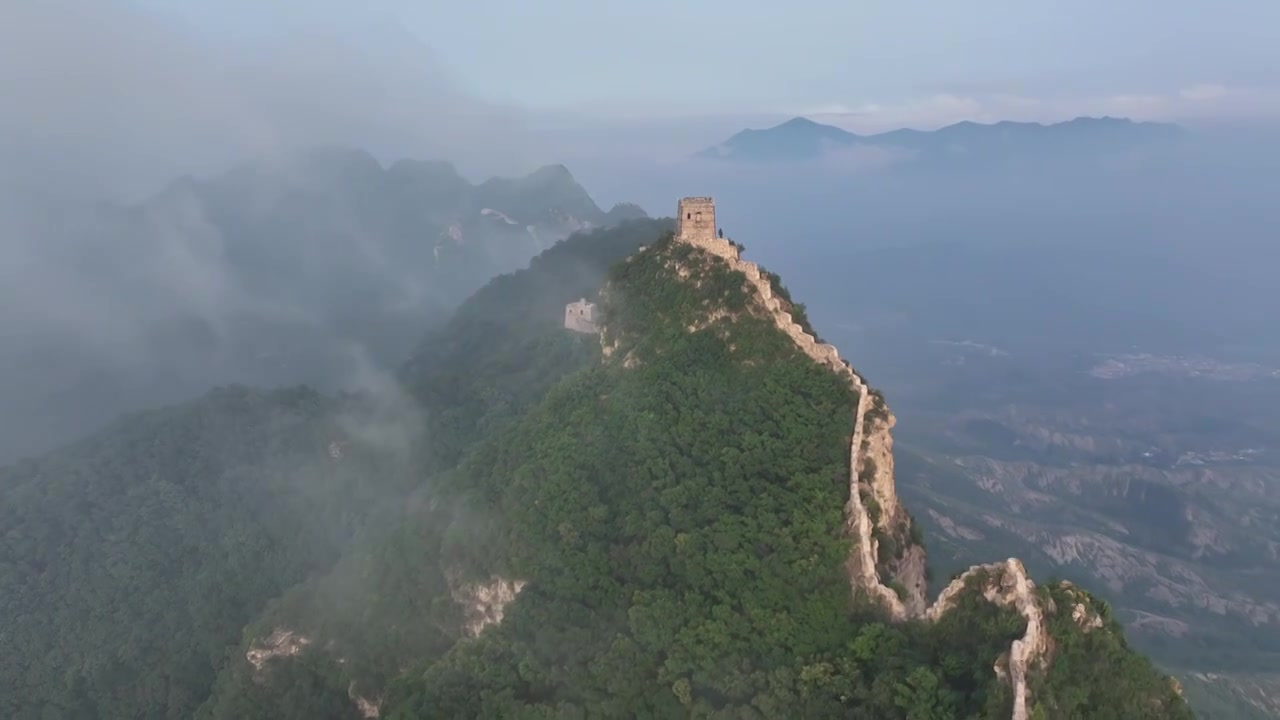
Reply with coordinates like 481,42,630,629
695,212,702,222
686,213,691,219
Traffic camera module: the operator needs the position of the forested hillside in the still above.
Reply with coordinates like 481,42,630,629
0,385,420,718
374,231,1188,719
1,218,1190,718
0,219,669,719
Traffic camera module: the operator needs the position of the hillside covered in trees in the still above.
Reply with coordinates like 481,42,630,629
1,218,1190,718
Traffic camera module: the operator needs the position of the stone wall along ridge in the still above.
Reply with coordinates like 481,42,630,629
671,226,1047,720
672,228,910,619
923,559,1045,720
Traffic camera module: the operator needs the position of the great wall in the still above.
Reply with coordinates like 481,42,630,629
667,196,1050,720
239,197,1108,720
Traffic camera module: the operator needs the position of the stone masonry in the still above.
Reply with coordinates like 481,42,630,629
565,298,599,334
676,197,717,243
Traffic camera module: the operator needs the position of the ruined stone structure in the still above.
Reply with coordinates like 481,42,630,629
564,298,599,334
676,196,716,243
664,195,1050,720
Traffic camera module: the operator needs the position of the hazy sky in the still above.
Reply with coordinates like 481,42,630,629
142,0,1280,126
5,0,1280,198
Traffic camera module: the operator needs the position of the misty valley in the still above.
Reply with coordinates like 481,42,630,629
4,67,1280,719
0,151,643,464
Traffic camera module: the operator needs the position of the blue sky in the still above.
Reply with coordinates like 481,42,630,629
142,0,1280,126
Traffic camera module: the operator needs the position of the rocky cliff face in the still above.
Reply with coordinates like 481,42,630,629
861,402,929,615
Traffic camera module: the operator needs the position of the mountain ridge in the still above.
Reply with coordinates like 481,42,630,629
658,208,1166,719
202,208,1189,718
1,208,1192,718
697,115,1187,162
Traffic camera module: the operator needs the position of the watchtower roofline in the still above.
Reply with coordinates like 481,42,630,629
676,197,716,242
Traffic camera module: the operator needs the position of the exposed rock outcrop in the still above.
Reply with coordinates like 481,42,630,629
1058,581,1106,632
861,402,929,615
246,629,312,672
449,573,527,638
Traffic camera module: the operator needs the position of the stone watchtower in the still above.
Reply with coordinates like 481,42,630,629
677,197,716,242
564,298,599,334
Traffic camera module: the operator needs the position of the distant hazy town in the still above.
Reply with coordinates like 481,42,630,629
1089,353,1280,382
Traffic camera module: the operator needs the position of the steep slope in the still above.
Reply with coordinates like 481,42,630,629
196,219,676,719
664,222,927,619
0,219,672,720
213,211,1190,718
400,218,676,473
2,207,1191,719
659,218,1188,719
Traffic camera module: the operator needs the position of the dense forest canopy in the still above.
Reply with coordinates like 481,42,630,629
1,219,1189,718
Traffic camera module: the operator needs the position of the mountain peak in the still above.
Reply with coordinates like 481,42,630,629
475,163,603,225
697,116,858,161
604,201,649,222
776,116,826,129
525,163,576,183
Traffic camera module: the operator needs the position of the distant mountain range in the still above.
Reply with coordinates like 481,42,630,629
696,115,1186,163
0,149,644,463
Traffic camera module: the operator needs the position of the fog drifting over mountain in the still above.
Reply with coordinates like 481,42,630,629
0,1,598,461
3,0,1280,463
